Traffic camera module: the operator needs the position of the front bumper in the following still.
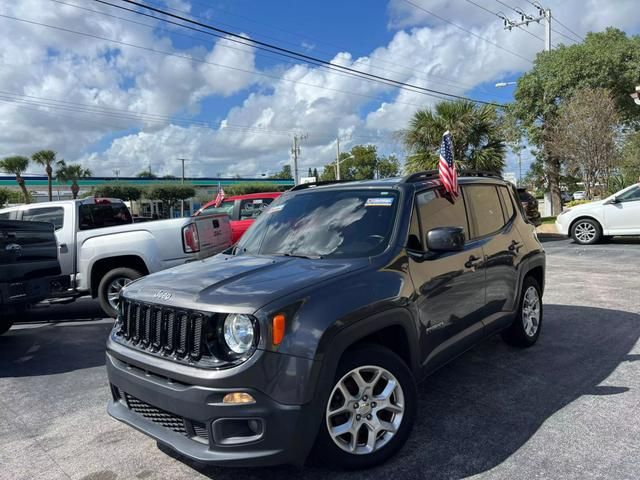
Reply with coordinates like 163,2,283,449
555,218,570,236
106,349,320,467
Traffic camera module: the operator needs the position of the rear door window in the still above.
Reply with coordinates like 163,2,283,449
78,202,132,230
465,185,506,238
200,200,234,217
498,186,515,222
21,207,65,230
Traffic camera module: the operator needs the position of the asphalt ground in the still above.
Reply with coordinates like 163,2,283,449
1,236,639,480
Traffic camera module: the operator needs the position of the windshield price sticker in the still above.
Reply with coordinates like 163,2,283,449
365,198,394,207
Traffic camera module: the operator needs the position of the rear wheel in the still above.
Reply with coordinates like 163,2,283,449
98,267,142,318
502,276,543,348
312,345,416,469
571,218,601,245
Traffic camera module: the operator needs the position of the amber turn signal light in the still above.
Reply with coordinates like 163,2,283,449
222,392,255,404
272,314,286,345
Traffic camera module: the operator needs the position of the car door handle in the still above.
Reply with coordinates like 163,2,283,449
5,243,21,252
464,255,482,269
59,243,68,253
508,240,522,252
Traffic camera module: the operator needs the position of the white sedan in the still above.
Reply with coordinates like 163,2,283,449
556,183,640,244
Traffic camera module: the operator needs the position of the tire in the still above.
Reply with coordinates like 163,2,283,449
98,267,143,318
0,305,25,335
571,218,602,245
312,344,417,469
501,276,543,348
0,318,14,336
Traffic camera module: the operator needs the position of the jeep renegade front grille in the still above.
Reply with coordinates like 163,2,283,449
116,299,207,362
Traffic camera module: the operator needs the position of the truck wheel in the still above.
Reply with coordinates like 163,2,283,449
313,345,417,469
98,267,142,318
0,305,25,335
501,276,543,348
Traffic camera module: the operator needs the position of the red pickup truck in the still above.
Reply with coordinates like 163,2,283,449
194,192,282,243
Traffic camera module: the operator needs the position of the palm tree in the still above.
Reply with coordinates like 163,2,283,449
32,150,62,201
402,100,507,174
56,161,92,199
0,156,30,203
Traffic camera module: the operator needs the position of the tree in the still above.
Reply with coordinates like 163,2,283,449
402,99,506,174
136,168,157,179
513,28,640,212
270,165,293,179
146,185,195,218
56,162,92,199
32,150,62,202
0,187,10,208
319,145,400,181
0,156,30,204
620,131,640,186
313,168,319,179
547,88,620,199
93,184,143,202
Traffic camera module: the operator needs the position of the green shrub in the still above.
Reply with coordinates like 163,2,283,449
565,199,591,208
145,185,196,218
223,182,290,196
93,184,143,201
0,187,10,207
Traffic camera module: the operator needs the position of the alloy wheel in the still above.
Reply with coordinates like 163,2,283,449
107,277,132,311
522,285,541,337
574,222,596,243
326,365,405,455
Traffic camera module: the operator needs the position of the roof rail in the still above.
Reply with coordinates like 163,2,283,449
402,170,440,183
288,180,351,191
402,169,503,184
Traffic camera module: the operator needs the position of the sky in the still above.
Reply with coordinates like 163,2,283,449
1,0,639,180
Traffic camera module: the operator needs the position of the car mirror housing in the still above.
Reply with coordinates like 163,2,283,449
426,227,465,252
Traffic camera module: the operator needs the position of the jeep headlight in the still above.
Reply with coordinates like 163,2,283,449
222,313,256,355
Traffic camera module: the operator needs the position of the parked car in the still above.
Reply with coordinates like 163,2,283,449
194,192,282,243
516,188,542,226
572,191,587,200
106,172,545,469
0,198,232,317
0,219,69,335
556,183,640,244
561,191,573,203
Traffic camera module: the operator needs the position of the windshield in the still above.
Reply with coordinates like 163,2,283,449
237,189,399,259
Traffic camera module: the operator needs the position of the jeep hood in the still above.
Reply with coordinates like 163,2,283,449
122,253,368,313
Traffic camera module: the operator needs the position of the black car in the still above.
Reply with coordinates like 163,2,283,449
517,188,542,226
106,172,545,469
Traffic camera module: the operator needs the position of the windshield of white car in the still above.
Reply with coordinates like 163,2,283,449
236,189,399,259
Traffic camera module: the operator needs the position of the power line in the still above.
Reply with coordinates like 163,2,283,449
50,0,509,100
100,0,503,106
464,0,547,44
0,13,470,110
401,0,533,64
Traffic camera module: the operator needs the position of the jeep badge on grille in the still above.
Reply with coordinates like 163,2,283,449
154,290,172,301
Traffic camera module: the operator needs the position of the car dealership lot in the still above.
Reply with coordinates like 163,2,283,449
1,238,639,480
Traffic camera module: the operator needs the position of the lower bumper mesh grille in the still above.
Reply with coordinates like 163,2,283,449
117,387,208,442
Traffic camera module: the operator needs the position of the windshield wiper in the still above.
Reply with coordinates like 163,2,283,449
274,252,323,260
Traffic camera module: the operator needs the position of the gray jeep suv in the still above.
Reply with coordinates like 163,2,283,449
106,172,545,469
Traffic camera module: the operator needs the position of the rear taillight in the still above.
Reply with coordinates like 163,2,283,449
183,223,200,253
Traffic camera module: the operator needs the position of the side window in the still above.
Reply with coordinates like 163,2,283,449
416,187,468,246
21,207,64,230
0,212,12,220
201,200,234,217
240,198,274,220
407,205,422,250
465,185,505,238
617,185,640,203
498,186,515,222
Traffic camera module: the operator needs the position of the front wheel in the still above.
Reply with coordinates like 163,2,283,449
312,345,417,469
571,218,601,245
98,267,143,318
502,276,543,348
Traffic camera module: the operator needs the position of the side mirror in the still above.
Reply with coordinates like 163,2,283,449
610,196,619,204
426,227,465,252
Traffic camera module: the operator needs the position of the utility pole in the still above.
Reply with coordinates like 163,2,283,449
500,3,552,52
290,133,307,185
178,158,187,217
335,136,341,180
112,168,120,179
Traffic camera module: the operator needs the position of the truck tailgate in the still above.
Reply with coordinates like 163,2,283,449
0,220,61,282
192,214,232,259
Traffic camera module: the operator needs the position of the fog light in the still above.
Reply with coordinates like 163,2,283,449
223,392,256,405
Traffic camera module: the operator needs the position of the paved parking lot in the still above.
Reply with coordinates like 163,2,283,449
1,237,639,480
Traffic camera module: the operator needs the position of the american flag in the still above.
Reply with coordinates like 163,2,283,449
214,182,225,207
439,130,458,197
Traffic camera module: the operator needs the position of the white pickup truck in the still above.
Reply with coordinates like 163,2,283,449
0,198,231,317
